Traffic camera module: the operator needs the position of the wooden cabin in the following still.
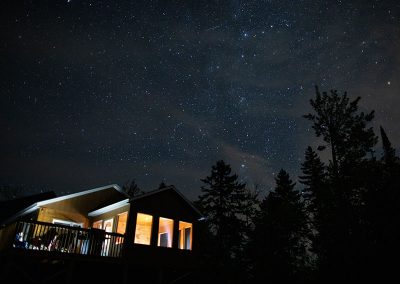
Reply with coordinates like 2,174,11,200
0,184,202,283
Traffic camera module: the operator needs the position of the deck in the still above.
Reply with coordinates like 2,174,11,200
12,220,124,258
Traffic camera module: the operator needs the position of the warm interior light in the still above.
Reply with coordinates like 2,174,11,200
158,217,174,248
115,212,128,244
179,221,192,250
117,212,128,235
103,218,113,233
134,213,153,245
93,220,103,229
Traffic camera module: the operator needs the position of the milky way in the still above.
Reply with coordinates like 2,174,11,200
1,0,399,199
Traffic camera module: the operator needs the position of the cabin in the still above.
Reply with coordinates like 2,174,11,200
0,184,202,283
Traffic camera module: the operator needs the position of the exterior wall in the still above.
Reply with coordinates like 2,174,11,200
130,190,199,222
124,189,199,253
37,207,89,228
122,189,200,269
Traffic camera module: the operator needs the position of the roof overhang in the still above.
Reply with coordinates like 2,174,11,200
88,199,129,217
36,184,127,207
1,184,128,226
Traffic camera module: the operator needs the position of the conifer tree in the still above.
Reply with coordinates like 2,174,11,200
198,160,248,261
299,146,327,208
371,126,400,278
380,126,397,165
249,169,308,283
299,147,329,272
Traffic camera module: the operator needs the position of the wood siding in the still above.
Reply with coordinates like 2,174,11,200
37,207,89,228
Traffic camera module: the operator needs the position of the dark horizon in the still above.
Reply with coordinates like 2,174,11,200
1,0,399,200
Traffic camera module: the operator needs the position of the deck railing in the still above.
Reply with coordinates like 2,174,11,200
12,220,124,257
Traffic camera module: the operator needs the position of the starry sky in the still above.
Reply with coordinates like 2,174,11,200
1,0,399,200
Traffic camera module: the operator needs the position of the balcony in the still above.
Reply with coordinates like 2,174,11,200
12,220,124,258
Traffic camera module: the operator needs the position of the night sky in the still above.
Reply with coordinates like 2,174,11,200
1,0,399,200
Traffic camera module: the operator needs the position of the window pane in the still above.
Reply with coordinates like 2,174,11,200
115,212,128,245
134,213,153,245
179,221,192,250
104,218,113,233
93,220,103,229
117,212,128,235
158,217,174,248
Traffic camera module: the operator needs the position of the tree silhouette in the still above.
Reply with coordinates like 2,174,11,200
122,179,143,198
249,169,308,283
364,126,400,280
302,86,381,281
197,160,254,282
380,126,397,165
303,86,377,177
158,181,168,189
299,146,330,275
300,146,327,205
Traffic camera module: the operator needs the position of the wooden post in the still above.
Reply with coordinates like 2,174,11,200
151,215,159,247
172,219,179,249
123,210,137,256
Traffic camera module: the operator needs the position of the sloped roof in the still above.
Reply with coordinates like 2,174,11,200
36,184,128,206
1,184,129,226
0,191,56,225
88,185,202,218
131,185,202,217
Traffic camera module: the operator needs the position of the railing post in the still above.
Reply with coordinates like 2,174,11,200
7,220,124,258
151,216,159,247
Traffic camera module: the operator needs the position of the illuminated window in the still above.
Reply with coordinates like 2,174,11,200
103,218,113,233
158,217,174,248
116,212,128,245
117,212,128,235
179,221,192,250
134,213,153,245
93,220,103,229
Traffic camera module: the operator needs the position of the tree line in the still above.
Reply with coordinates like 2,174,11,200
2,86,398,283
193,86,400,283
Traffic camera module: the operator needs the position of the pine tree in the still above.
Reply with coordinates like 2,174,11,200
299,147,329,272
369,126,400,278
198,160,248,258
299,146,327,207
249,169,308,283
380,126,397,165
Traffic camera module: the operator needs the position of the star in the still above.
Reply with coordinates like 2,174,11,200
1,0,399,201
